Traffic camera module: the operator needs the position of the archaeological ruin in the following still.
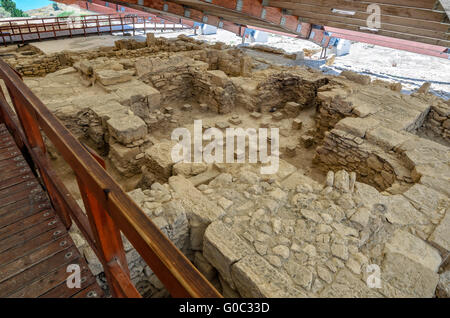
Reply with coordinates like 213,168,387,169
1,31,449,299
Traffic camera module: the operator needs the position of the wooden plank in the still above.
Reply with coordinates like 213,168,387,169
0,246,79,297
0,186,44,209
72,282,105,298
275,4,450,40
0,179,42,201
0,217,61,254
0,209,54,240
271,0,447,21
0,197,50,221
40,273,99,298
0,234,72,281
0,171,34,192
0,156,27,170
0,149,20,161
271,1,450,32
9,262,91,298
297,16,450,46
0,165,32,182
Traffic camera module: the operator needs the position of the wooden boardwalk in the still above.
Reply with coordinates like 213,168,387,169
0,124,103,298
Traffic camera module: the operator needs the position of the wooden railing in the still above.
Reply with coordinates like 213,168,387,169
0,14,192,46
0,58,221,298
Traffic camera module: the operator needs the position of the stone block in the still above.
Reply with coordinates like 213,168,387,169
145,141,177,181
384,229,442,272
320,269,382,298
380,252,439,298
207,70,230,86
340,70,371,85
203,221,253,289
366,126,410,150
107,114,147,145
95,69,134,86
114,80,161,109
284,101,301,117
429,210,450,254
334,117,379,138
169,176,225,250
231,255,303,298
292,118,303,130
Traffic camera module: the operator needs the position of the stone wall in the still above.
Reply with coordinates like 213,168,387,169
419,100,450,146
11,52,72,77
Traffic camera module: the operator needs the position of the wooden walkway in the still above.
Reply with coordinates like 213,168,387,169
0,124,103,298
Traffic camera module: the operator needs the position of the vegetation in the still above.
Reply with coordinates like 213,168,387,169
57,11,76,17
0,6,11,18
0,0,28,17
57,10,89,17
52,3,59,11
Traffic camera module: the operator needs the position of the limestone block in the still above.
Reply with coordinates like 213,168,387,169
384,195,428,226
380,252,439,298
284,101,301,117
89,101,128,127
145,141,177,181
78,60,93,76
162,200,190,250
95,69,134,86
319,269,382,298
429,210,450,254
194,252,217,281
384,229,442,272
207,70,230,87
402,184,448,222
417,82,431,94
231,255,303,298
334,170,350,193
436,271,450,298
146,33,156,47
340,70,371,85
334,117,379,138
420,175,450,196
366,126,410,150
109,142,141,166
292,118,303,130
169,176,225,250
203,221,253,289
107,114,147,144
114,80,161,109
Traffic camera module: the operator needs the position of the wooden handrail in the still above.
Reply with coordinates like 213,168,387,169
1,14,190,46
0,59,221,298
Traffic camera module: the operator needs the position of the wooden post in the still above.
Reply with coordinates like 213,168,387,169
18,22,24,44
96,16,100,36
6,89,46,152
26,19,31,33
75,169,130,297
52,19,57,40
8,21,14,45
144,17,146,35
68,17,73,38
109,15,112,34
83,17,87,37
1,28,5,46
132,16,135,36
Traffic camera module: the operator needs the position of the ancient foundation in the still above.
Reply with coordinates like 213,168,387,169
3,33,449,298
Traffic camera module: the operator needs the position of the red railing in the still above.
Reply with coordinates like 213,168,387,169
0,14,192,46
0,58,221,298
